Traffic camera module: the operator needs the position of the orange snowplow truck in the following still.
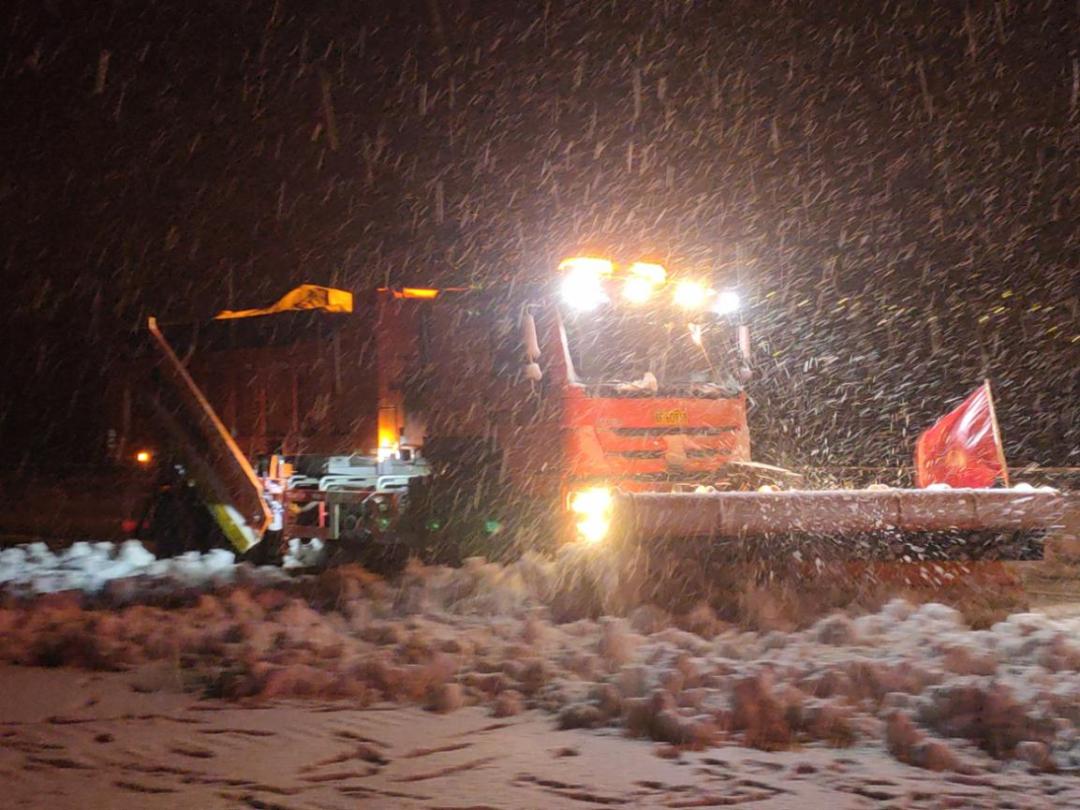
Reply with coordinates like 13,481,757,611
122,259,1063,566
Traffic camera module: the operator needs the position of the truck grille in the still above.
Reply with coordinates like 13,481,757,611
684,448,720,458
611,426,737,437
608,447,722,459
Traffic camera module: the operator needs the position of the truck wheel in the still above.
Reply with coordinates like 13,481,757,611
322,529,410,573
244,530,285,566
144,486,221,558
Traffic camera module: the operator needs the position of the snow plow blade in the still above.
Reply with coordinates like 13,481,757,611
612,488,1065,561
144,317,271,552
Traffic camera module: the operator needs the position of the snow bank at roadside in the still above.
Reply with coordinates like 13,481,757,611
0,539,328,596
1,541,1079,774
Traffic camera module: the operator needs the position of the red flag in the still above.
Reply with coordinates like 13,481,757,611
915,381,1009,489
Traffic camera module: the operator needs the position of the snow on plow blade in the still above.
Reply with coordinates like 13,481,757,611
613,488,1065,561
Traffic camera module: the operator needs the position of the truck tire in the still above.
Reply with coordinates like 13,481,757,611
143,484,222,557
244,530,285,566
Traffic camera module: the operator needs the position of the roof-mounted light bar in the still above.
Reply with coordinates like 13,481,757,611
557,257,739,313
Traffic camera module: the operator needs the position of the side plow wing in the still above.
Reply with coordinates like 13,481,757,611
144,317,271,552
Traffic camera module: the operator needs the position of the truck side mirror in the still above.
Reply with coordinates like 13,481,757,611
738,324,751,363
521,312,543,382
737,324,752,381
522,313,541,362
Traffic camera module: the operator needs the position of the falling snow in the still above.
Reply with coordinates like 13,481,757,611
0,1,1077,473
0,4,1078,803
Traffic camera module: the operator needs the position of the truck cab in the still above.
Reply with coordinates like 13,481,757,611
478,258,753,544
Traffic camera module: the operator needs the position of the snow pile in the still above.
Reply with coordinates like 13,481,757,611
0,541,236,594
0,540,325,596
2,542,1079,774
285,537,327,569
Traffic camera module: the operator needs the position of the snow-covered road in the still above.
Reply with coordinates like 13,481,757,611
2,540,1080,777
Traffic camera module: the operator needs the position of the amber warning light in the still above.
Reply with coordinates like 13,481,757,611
135,450,152,465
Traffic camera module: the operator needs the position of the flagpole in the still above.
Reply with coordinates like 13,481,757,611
983,379,1010,488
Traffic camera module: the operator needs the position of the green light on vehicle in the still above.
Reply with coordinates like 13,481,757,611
377,516,392,531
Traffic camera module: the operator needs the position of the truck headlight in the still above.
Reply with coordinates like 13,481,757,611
569,486,613,544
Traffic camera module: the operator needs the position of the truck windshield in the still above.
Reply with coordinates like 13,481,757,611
560,308,742,396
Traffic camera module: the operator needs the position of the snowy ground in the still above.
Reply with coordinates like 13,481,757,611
2,540,1080,808
4,665,1079,810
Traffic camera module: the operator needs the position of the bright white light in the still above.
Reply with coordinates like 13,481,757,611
673,280,709,309
622,276,653,304
558,257,613,311
561,269,609,311
713,290,741,315
569,486,613,544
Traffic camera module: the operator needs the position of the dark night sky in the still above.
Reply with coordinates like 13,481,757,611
1,0,1077,472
